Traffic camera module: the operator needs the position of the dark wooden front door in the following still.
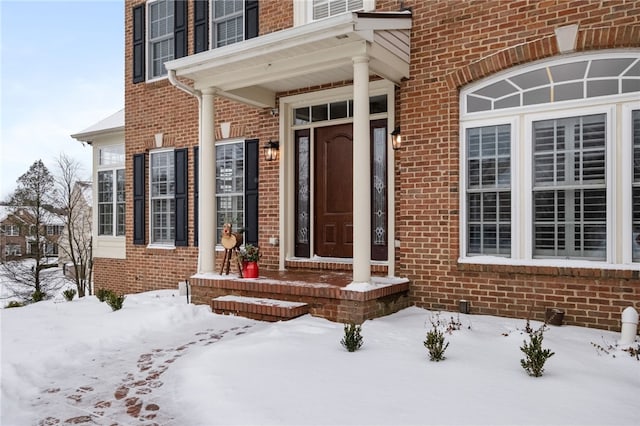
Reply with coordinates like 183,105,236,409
315,124,353,258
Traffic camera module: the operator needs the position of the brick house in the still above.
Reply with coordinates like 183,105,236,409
83,0,639,330
0,206,64,261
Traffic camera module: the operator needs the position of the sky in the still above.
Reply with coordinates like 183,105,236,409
1,276,639,424
0,0,124,201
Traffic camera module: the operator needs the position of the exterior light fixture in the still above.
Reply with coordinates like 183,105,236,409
263,140,279,162
390,127,401,150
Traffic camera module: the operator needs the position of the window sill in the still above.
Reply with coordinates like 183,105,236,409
146,243,176,251
458,256,640,279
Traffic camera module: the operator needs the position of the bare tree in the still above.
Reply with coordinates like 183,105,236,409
56,154,93,297
3,160,64,301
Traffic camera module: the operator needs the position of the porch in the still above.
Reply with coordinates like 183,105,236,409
189,266,410,323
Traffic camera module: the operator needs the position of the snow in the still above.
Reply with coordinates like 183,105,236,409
1,290,638,425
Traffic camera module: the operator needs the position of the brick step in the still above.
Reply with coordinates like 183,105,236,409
212,295,309,322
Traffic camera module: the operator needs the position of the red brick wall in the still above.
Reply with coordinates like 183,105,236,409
397,0,640,331
108,1,640,331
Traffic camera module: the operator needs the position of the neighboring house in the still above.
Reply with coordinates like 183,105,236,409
57,181,93,274
78,0,639,331
0,206,64,261
0,206,30,261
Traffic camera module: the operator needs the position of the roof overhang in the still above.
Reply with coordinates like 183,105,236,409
165,11,411,108
70,109,125,144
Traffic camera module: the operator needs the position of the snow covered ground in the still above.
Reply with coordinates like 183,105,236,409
1,289,638,425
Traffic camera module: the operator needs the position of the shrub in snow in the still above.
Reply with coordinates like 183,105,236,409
341,323,363,352
32,290,46,302
424,325,449,361
5,301,23,308
96,288,112,302
520,322,554,377
62,288,76,302
106,292,126,311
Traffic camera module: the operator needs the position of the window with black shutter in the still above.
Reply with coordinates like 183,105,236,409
174,148,188,246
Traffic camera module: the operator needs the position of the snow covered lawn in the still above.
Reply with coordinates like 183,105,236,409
1,290,637,425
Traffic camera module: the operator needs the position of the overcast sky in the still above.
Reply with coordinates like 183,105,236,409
1,0,124,201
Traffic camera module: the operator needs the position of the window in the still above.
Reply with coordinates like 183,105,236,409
532,114,606,259
46,225,62,236
97,145,125,237
148,0,174,79
2,225,19,236
312,0,365,20
5,243,21,256
213,0,244,47
460,52,640,268
466,125,511,256
216,142,244,242
150,150,175,244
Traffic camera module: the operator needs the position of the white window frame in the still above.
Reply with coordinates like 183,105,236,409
215,139,245,245
97,144,125,238
293,0,374,26
459,51,640,270
147,0,174,81
149,148,175,247
3,225,19,236
211,0,245,48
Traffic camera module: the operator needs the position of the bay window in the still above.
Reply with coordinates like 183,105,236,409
97,145,125,237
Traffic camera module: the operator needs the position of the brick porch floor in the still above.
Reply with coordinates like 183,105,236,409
189,268,410,323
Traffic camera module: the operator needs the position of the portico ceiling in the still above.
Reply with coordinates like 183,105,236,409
165,11,412,108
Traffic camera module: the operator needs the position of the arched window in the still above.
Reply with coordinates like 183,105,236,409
459,51,640,268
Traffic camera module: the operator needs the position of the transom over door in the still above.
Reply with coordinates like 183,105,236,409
315,124,354,258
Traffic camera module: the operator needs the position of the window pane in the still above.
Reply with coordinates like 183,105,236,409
466,124,511,256
98,171,113,236
216,142,244,243
148,0,174,78
150,151,175,244
533,115,606,259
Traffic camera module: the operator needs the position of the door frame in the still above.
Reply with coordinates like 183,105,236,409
280,80,397,274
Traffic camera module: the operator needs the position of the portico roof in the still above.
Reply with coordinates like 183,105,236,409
165,11,411,108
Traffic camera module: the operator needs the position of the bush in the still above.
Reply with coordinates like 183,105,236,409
520,322,555,377
62,288,76,302
341,323,363,352
96,288,112,302
5,301,23,308
32,290,46,302
106,292,126,311
424,326,449,361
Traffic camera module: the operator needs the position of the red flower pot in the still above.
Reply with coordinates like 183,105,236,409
243,261,259,278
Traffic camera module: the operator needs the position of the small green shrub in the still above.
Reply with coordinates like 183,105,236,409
520,322,555,377
424,326,449,361
106,292,126,311
32,290,46,302
341,323,363,352
5,301,23,308
96,288,113,302
62,288,76,302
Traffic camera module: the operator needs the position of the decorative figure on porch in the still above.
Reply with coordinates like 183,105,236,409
220,222,243,277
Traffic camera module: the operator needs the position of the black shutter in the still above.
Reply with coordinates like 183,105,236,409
193,146,199,246
193,0,209,53
132,4,146,84
244,139,259,245
174,149,188,246
133,153,146,245
174,0,188,59
245,0,259,40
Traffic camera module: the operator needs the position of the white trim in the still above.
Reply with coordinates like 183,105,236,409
278,79,396,270
622,101,640,264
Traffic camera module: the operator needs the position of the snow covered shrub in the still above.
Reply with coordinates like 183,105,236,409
424,325,449,361
62,288,76,301
32,290,46,302
341,323,363,352
520,323,554,377
5,301,23,308
106,292,126,311
96,288,112,302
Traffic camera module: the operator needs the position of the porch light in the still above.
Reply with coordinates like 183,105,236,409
263,140,279,162
390,127,401,150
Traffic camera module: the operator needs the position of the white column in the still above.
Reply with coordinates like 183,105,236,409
352,56,371,284
199,88,217,273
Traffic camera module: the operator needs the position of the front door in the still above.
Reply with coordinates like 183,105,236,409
315,124,353,258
